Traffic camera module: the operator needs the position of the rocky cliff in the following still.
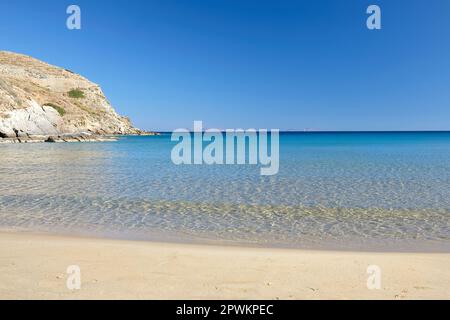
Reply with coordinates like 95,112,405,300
0,51,143,141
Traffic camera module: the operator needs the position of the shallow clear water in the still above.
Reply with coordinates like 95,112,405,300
0,132,449,251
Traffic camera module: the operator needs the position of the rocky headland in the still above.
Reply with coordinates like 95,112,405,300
0,51,155,143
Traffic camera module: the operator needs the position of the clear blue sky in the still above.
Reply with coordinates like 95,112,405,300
1,0,449,131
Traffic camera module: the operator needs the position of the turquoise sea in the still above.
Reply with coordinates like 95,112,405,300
0,132,449,251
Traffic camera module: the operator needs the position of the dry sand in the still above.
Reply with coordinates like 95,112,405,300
0,231,449,300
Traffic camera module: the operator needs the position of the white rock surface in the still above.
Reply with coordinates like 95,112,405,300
0,100,62,137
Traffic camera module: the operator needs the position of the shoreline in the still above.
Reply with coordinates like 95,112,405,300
0,133,118,144
1,230,449,299
1,226,448,254
0,132,161,144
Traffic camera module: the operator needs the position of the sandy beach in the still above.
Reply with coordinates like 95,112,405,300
0,231,449,300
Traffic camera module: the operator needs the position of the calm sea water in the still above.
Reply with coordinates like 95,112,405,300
0,132,449,251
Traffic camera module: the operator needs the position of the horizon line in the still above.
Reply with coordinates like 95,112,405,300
150,130,450,134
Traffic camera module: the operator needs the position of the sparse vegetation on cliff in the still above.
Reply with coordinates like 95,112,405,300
45,103,66,116
68,89,85,99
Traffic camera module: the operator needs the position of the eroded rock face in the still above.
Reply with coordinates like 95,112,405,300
0,51,142,138
0,100,62,137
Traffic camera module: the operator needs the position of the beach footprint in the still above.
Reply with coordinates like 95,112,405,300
394,289,408,299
